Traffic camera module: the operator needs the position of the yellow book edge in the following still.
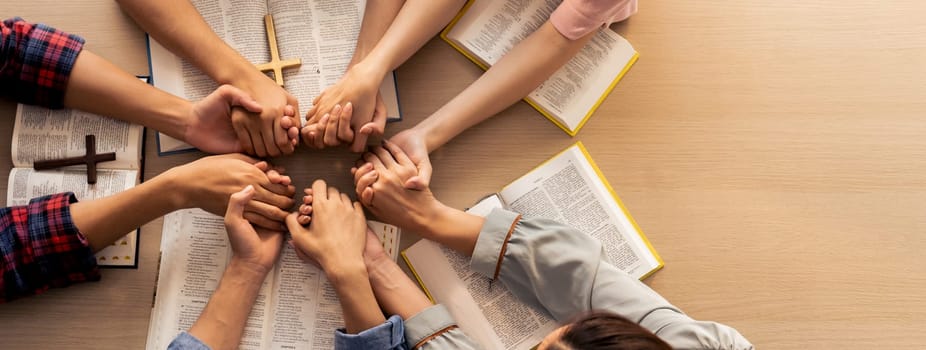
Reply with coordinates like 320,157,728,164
500,141,664,279
401,250,437,304
440,2,638,137
575,142,665,276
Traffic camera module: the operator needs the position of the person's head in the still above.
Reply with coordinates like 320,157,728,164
538,311,672,350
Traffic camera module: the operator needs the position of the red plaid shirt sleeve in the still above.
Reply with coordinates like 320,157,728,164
0,17,85,108
0,193,100,303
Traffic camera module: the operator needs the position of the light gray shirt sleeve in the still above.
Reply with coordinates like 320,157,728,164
404,304,482,349
470,208,754,350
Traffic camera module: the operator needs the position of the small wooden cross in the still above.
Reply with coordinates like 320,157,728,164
254,14,301,87
34,135,116,184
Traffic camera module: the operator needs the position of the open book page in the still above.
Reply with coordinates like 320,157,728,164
6,168,139,266
404,239,556,350
444,0,637,133
498,143,661,279
150,0,400,153
12,104,143,169
148,209,403,349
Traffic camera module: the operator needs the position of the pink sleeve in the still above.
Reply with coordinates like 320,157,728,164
549,0,638,40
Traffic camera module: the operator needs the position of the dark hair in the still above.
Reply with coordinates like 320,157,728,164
545,310,672,350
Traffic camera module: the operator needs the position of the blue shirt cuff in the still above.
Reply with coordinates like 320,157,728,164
335,314,405,350
167,332,212,350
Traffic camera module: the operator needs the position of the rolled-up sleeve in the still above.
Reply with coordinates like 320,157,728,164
0,193,100,303
550,0,637,40
470,208,754,350
0,17,85,108
335,314,406,350
168,332,212,350
404,305,480,349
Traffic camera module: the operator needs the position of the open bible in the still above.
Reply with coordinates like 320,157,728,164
442,0,638,136
403,142,662,349
145,209,402,349
6,93,146,267
149,0,402,154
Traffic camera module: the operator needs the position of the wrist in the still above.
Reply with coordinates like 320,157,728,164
227,257,272,281
149,169,189,212
350,59,389,85
324,260,369,286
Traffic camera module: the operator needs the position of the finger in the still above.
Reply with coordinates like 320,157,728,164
327,185,340,203
261,114,282,157
254,161,269,172
246,198,290,223
355,171,377,199
220,85,263,114
361,187,374,207
312,179,329,201
225,185,255,221
383,140,414,167
249,125,268,157
373,146,399,170
340,193,351,207
244,211,286,231
352,163,374,185
254,185,295,209
285,212,305,234
405,156,433,190
286,95,301,126
265,169,282,184
273,112,294,154
323,105,341,147
314,116,328,149
349,127,371,153
363,150,388,173
299,203,313,215
297,214,311,226
284,104,295,117
300,125,316,148
231,111,256,155
337,102,355,143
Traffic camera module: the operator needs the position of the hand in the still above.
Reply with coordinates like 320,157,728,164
231,75,300,157
352,142,443,233
164,154,296,231
224,185,285,272
286,180,368,274
302,64,386,152
184,85,262,154
388,128,432,189
361,229,389,268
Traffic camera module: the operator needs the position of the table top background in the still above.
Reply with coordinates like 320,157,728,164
2,1,925,349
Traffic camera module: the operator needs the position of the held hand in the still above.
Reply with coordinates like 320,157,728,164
231,75,300,157
302,65,386,152
388,128,432,189
186,85,263,154
166,154,296,231
225,185,284,271
351,142,443,233
285,180,368,274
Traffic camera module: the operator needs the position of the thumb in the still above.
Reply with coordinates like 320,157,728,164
226,185,256,221
220,85,263,114
405,157,432,190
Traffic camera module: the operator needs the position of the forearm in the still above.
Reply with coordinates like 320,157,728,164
417,202,484,257
327,264,386,334
354,0,464,78
415,21,594,151
69,172,181,252
116,0,261,86
365,254,432,319
63,50,190,140
188,258,269,350
350,0,405,67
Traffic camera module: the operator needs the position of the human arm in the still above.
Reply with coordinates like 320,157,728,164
115,0,299,157
177,186,284,350
286,180,384,334
303,0,465,152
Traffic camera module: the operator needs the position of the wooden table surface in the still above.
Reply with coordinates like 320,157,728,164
2,1,925,349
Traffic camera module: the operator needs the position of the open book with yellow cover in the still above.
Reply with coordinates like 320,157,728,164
441,0,639,136
402,142,662,349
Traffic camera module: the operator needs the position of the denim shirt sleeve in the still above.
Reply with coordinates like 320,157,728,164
335,314,407,350
167,332,212,350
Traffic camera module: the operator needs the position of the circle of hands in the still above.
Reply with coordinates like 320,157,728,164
185,73,434,273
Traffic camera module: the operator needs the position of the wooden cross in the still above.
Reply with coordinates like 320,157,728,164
34,135,116,184
254,14,301,87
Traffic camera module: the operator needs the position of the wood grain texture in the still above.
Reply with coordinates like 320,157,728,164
2,0,926,349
